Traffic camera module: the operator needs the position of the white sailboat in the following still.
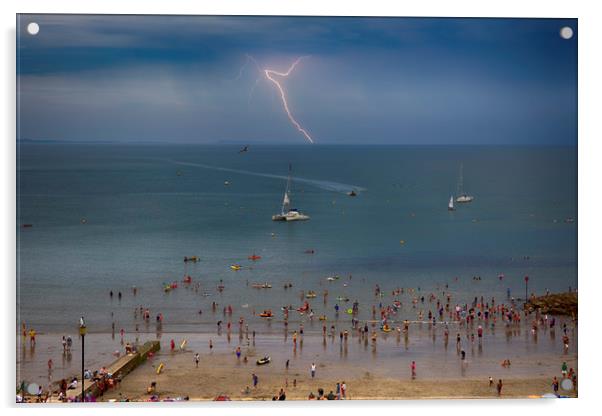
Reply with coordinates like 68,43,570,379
448,195,455,211
272,164,310,222
455,163,474,203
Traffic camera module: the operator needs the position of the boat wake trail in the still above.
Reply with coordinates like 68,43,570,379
169,159,366,194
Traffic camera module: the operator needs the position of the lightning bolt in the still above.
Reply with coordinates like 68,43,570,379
235,55,314,144
264,57,314,144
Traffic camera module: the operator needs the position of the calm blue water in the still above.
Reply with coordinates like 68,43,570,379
16,144,577,333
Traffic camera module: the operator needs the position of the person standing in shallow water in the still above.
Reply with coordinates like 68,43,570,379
311,362,316,378
496,379,503,396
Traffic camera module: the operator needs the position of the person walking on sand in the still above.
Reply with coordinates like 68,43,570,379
496,379,503,396
341,381,347,399
209,339,213,351
561,361,568,377
411,361,417,379
252,373,258,388
311,362,316,378
170,339,175,352
194,353,200,368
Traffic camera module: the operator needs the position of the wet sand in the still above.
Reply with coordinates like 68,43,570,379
19,328,577,401
100,347,576,401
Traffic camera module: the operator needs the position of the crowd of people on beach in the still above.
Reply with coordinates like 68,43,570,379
18,273,578,402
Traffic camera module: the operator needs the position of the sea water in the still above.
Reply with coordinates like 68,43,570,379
16,144,577,334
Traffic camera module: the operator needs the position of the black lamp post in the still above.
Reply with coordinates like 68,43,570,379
79,317,87,402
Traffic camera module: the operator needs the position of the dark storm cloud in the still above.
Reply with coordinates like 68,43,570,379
17,15,577,145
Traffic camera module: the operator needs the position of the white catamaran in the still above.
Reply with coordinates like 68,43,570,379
272,164,310,222
455,163,474,203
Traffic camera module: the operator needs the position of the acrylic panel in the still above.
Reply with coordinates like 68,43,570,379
16,14,577,403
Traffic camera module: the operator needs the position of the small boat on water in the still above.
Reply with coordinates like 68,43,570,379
259,310,273,318
455,163,474,203
326,275,340,281
184,256,199,263
248,254,262,261
336,296,350,302
252,283,272,289
256,356,271,365
306,291,317,299
297,301,310,313
448,195,455,211
230,264,242,271
272,164,310,222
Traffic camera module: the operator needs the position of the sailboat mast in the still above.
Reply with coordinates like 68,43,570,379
281,163,292,215
457,163,464,196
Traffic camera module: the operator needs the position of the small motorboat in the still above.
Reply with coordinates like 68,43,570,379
256,356,271,365
230,265,242,271
326,275,340,281
184,256,199,263
259,310,273,318
248,254,262,261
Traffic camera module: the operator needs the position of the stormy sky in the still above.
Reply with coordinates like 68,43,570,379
17,15,577,145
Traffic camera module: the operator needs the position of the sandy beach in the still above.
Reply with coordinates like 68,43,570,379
18,320,577,402
100,347,577,401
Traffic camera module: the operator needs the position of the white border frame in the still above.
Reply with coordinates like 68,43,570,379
3,1,600,415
